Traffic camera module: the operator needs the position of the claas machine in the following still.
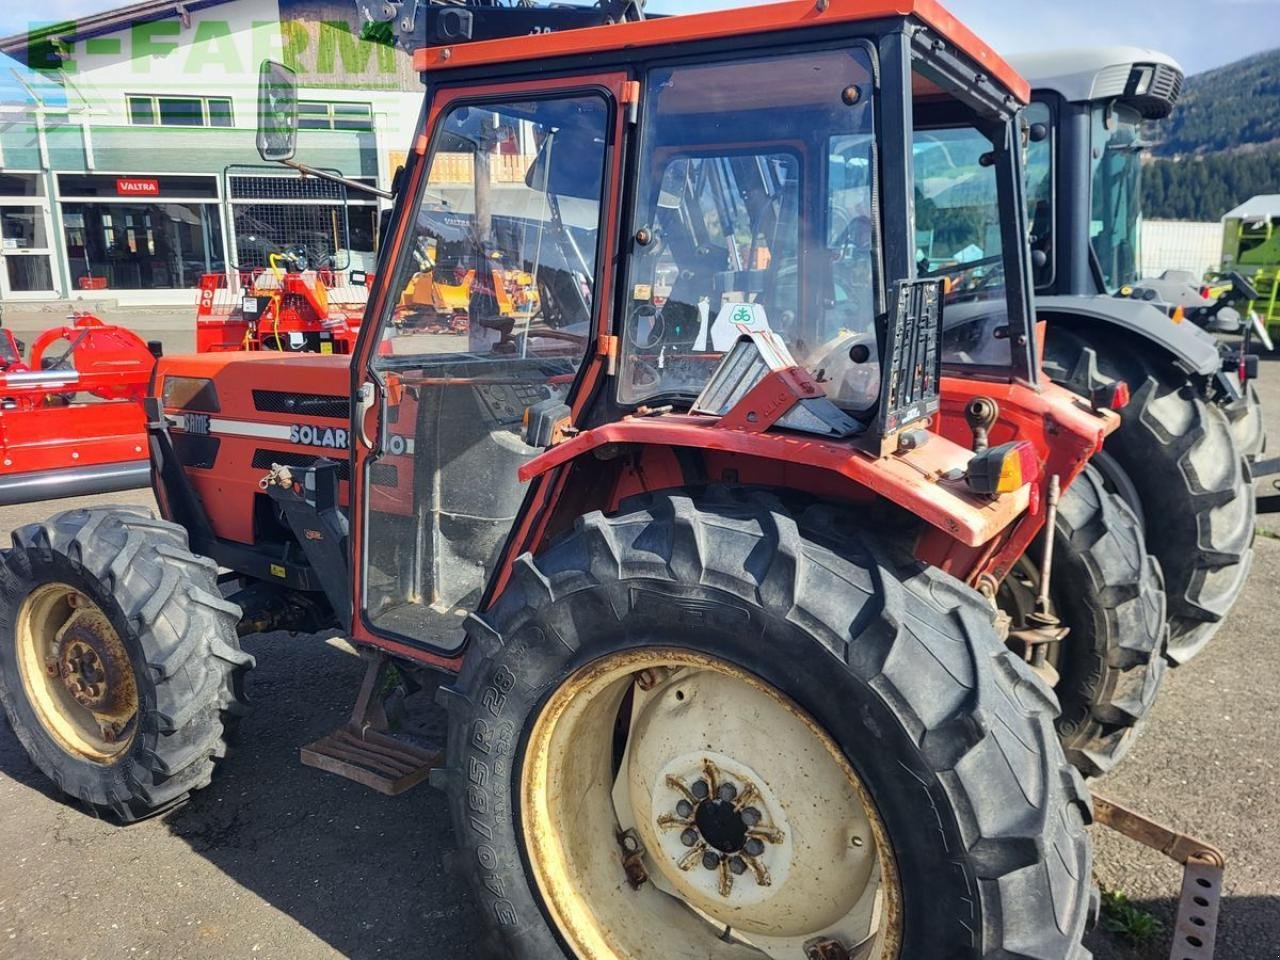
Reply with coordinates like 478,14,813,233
3,2,1220,957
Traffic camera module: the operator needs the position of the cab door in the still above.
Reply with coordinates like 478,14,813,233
347,73,630,658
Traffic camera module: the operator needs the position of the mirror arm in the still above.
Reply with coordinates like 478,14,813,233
279,159,394,200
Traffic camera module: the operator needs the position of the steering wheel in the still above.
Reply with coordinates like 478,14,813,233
831,213,875,254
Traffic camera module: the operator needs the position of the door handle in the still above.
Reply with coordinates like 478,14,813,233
356,381,377,449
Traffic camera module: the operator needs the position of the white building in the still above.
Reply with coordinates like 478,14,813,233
0,0,422,303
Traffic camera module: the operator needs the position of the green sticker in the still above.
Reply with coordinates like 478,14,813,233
732,305,753,324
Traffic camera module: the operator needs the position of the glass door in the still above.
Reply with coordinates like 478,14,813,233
0,198,57,299
349,74,628,654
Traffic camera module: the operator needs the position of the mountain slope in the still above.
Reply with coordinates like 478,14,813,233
1153,47,1280,158
1142,46,1280,219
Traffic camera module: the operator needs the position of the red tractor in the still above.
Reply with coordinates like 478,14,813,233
1,2,1192,956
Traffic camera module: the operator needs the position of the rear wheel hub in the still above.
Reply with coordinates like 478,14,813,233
522,648,900,959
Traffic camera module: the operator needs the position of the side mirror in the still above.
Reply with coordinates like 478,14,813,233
1029,122,1049,143
257,60,299,163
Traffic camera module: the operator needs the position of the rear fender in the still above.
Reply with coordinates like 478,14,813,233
1038,294,1221,378
934,376,1115,585
506,415,1033,593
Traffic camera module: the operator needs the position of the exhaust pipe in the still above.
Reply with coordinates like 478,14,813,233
0,460,151,507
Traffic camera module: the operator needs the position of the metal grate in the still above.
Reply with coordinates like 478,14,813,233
252,390,350,420
225,164,377,273
369,462,400,488
172,434,220,470
251,449,351,481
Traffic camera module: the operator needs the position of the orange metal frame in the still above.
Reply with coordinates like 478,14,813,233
413,0,1029,104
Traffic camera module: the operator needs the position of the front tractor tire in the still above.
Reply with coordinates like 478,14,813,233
436,491,1094,960
1043,326,1255,663
0,508,252,821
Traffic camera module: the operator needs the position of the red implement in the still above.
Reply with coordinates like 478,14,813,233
0,315,155,505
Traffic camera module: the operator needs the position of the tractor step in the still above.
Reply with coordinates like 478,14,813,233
301,727,440,796
299,648,441,795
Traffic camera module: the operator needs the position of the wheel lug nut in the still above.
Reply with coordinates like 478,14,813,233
728,856,747,875
691,779,709,800
680,828,699,848
716,782,737,801
744,838,765,857
676,799,693,818
701,851,721,870
742,807,761,826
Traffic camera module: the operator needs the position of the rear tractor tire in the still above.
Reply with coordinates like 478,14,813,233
1225,379,1265,463
1002,465,1168,778
1043,326,1254,664
0,507,252,821
436,491,1094,959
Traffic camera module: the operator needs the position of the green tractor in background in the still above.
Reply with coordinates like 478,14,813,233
1220,195,1280,338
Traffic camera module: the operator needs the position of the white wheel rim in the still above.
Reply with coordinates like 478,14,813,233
522,648,901,959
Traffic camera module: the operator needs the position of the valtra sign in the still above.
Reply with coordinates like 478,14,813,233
116,178,160,197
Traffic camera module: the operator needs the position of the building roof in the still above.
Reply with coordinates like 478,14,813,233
413,0,1031,104
0,0,236,60
1007,46,1182,103
1223,195,1280,223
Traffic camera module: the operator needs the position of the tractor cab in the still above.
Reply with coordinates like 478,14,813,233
312,0,1105,658
4,6,1158,955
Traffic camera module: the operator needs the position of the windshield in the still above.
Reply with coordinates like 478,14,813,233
1090,103,1143,292
375,95,607,361
913,125,1011,368
618,49,881,411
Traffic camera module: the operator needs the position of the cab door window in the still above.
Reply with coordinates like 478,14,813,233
914,124,1013,368
361,92,610,650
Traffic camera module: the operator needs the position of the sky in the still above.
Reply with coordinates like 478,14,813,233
2,0,1279,102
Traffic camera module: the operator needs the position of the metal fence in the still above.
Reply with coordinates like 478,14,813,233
1141,220,1222,281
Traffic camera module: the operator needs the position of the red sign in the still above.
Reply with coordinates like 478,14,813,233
116,178,160,197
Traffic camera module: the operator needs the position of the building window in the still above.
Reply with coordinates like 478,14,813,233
298,101,374,132
56,174,226,292
127,95,234,128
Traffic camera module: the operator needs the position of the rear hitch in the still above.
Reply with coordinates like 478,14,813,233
1093,794,1225,960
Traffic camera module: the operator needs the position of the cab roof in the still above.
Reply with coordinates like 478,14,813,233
413,0,1030,104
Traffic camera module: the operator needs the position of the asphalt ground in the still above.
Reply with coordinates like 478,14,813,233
0,309,1276,960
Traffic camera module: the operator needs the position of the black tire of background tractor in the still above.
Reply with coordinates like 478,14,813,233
1043,465,1168,778
0,507,251,821
434,490,1094,960
1043,326,1254,664
1225,379,1265,463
